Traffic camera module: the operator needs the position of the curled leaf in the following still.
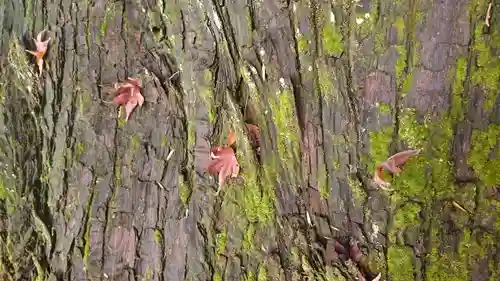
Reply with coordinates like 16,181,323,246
25,29,51,77
227,123,261,153
373,149,420,189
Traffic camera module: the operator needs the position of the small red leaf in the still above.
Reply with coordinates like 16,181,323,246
110,77,144,121
207,146,240,187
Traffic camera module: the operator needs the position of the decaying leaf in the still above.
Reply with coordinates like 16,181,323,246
25,29,51,77
111,77,144,121
373,149,421,191
227,122,261,153
207,146,240,194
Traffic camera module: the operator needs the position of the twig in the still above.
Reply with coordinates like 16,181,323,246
486,3,493,27
452,200,469,214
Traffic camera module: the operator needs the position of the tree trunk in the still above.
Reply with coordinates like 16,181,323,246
0,0,499,280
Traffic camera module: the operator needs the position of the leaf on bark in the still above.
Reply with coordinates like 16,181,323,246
111,77,144,121
227,122,261,151
25,29,51,77
207,146,240,187
373,149,420,190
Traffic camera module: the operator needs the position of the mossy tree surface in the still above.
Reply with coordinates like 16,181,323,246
0,0,499,280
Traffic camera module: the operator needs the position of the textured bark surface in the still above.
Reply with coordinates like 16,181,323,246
0,0,499,280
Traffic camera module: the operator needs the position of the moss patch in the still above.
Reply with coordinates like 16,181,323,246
387,246,414,281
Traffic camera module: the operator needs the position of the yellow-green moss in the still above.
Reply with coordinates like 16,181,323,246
467,124,500,186
368,126,392,169
154,229,163,244
375,102,391,115
99,2,116,42
269,89,301,186
179,178,191,205
257,264,267,281
318,170,329,199
470,18,500,111
187,120,196,148
450,57,468,121
297,35,308,54
130,135,141,151
242,179,274,224
387,246,414,281
244,271,256,281
242,223,256,250
212,271,222,281
395,45,407,85
322,23,343,56
393,17,405,42
215,228,228,257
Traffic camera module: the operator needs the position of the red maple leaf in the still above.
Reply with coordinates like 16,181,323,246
111,77,144,121
25,29,51,77
207,146,240,194
373,149,421,190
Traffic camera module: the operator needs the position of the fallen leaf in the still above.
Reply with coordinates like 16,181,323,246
373,149,421,190
25,29,51,77
111,77,144,121
227,123,261,152
207,146,240,194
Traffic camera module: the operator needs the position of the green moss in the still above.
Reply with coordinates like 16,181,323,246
469,0,500,111
376,102,391,115
242,179,274,224
130,135,141,151
369,126,392,169
257,264,267,281
213,271,222,281
117,107,127,128
82,191,95,268
400,71,414,96
114,161,121,187
318,170,329,198
160,135,168,148
425,231,471,280
373,32,386,54
215,228,228,257
395,45,407,85
297,35,308,53
154,229,163,244
179,178,191,205
269,90,301,186
393,203,420,229
322,23,343,56
450,57,468,121
242,223,256,250
398,108,427,149
387,246,414,281
393,17,405,42
244,271,256,281
99,2,116,42
187,120,196,148
467,124,500,186
347,175,366,203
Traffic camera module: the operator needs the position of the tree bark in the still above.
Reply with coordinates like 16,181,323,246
0,0,499,280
